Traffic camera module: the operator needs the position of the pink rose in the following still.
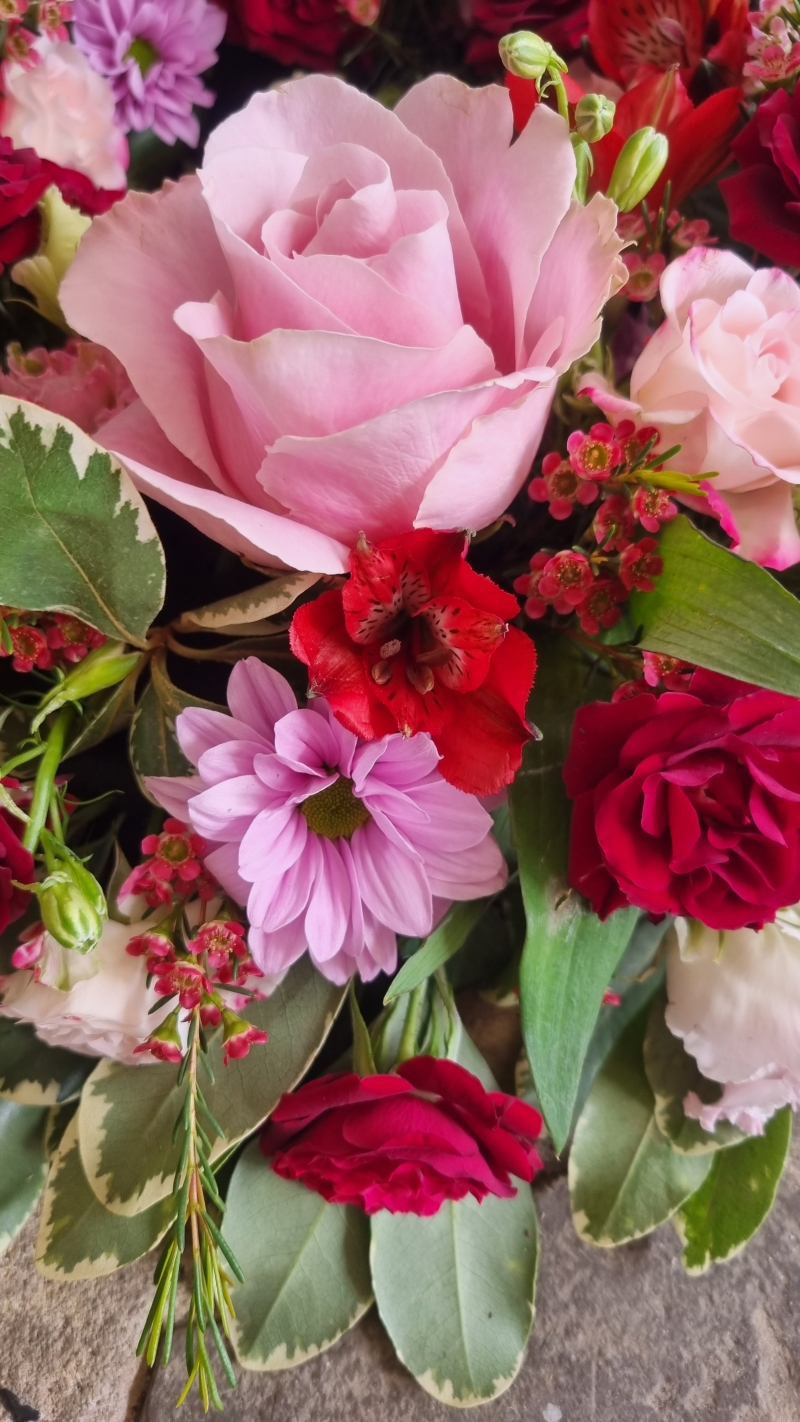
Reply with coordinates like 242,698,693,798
586,248,800,570
0,339,134,436
61,74,625,574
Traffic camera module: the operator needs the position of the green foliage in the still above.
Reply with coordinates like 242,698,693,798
225,1141,372,1370
175,572,320,635
384,898,492,1004
0,399,165,645
36,1113,173,1279
0,1099,48,1253
677,1108,792,1274
569,1010,711,1246
78,958,346,1215
630,515,800,693
643,993,746,1155
510,635,637,1153
0,1018,92,1107
371,1184,538,1405
64,664,140,758
129,649,223,791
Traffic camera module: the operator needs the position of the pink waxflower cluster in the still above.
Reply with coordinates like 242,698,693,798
0,607,106,673
616,210,717,305
0,1,71,67
119,818,218,910
129,915,267,1064
745,2,800,88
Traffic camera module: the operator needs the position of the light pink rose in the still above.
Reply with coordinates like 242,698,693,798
0,339,134,435
1,38,128,192
584,248,800,569
61,73,625,574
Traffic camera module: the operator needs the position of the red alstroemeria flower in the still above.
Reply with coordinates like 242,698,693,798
588,0,748,94
290,529,536,797
588,67,743,210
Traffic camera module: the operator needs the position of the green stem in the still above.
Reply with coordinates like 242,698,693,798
22,706,73,852
551,72,570,124
396,982,426,1063
0,743,47,779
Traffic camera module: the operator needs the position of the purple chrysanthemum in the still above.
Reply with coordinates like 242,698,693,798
72,0,227,147
147,659,507,985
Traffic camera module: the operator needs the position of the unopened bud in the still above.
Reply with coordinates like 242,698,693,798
498,29,566,81
571,133,593,204
32,640,143,731
606,126,669,213
574,93,616,143
136,1008,184,1063
32,845,107,954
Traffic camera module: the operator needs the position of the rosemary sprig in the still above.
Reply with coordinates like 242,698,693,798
136,1008,243,1411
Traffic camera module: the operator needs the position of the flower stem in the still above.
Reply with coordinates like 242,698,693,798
22,705,72,852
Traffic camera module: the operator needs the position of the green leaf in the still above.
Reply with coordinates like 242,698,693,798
0,1099,48,1253
35,1113,173,1280
630,515,800,694
349,984,377,1077
676,1108,792,1275
175,572,320,634
643,993,746,1156
384,899,492,1004
79,957,346,1216
0,1018,92,1106
569,1010,712,1246
371,1183,538,1406
129,649,223,792
224,1140,372,1369
510,635,638,1154
65,665,140,759
0,398,165,646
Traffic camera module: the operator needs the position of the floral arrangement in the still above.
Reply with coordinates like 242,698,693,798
1,0,799,1412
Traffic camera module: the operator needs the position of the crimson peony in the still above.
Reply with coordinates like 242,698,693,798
564,669,800,930
261,1056,543,1215
290,528,536,797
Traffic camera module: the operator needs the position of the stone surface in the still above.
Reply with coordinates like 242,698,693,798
141,1144,800,1422
0,1212,154,1422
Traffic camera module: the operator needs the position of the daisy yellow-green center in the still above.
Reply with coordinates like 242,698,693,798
299,776,371,840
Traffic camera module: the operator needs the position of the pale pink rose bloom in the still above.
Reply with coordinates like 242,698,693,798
583,249,800,570
665,914,800,1136
1,38,128,191
0,339,135,435
60,73,626,574
146,658,507,984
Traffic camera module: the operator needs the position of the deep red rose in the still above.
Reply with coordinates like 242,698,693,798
588,0,748,92
563,668,800,930
0,787,35,934
223,0,351,67
290,529,536,797
720,87,800,269
0,137,122,273
261,1056,543,1215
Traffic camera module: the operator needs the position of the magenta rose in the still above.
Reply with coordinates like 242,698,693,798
61,73,624,574
261,1057,543,1215
563,669,800,931
721,86,800,270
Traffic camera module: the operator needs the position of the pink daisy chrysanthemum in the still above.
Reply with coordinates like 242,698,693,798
72,0,227,147
147,659,507,984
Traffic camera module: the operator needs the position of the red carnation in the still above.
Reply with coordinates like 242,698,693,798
290,529,536,797
563,668,800,930
261,1056,543,1216
720,87,800,269
0,136,121,273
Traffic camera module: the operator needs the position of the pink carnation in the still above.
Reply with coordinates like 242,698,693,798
0,340,134,435
146,658,507,984
73,0,227,149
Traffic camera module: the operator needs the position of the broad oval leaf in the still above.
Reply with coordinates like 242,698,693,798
0,398,165,646
0,1099,48,1254
129,649,223,792
79,957,346,1216
643,993,745,1156
371,1184,538,1406
510,634,637,1154
676,1108,792,1275
630,515,800,694
175,572,319,633
224,1140,372,1370
36,1113,173,1280
569,1010,711,1247
0,1018,92,1106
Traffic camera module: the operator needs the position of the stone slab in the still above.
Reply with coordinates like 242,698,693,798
142,1143,800,1422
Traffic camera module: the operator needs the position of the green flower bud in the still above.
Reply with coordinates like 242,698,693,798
574,93,616,143
31,641,143,732
571,133,593,203
33,848,107,955
498,29,566,81
606,126,669,213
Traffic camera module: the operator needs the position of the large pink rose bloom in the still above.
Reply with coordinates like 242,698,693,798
147,658,507,984
60,74,625,574
587,248,800,570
